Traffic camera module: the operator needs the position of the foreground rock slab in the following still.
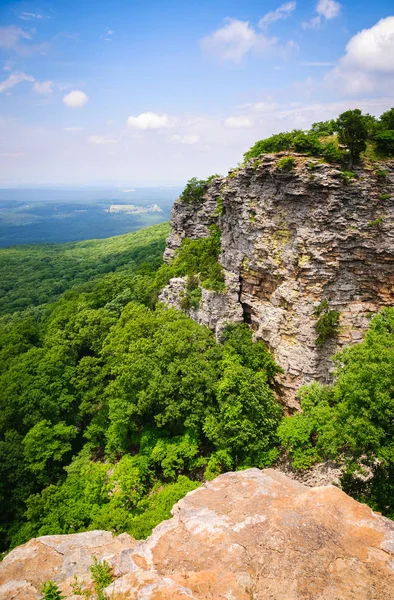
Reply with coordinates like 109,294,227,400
2,469,394,599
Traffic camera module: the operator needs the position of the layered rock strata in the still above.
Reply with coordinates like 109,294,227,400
160,155,394,402
2,469,394,599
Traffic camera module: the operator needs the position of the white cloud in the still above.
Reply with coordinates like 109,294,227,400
200,16,297,63
64,127,82,132
20,12,50,20
200,19,257,63
33,80,53,95
316,0,341,20
224,116,253,128
0,26,31,49
63,90,89,108
127,112,171,129
326,16,394,94
170,134,200,144
302,0,341,28
0,71,34,93
88,135,119,144
258,2,296,30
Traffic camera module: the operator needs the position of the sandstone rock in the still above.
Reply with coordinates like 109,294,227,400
2,469,394,599
0,530,135,600
161,155,394,404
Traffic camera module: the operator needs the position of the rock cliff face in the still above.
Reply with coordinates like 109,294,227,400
2,469,394,599
160,155,394,404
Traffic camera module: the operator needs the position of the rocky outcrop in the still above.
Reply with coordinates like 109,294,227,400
2,469,394,599
161,155,394,403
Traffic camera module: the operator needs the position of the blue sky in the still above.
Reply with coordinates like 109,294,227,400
0,0,393,185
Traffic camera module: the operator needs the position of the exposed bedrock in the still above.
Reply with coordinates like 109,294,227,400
2,469,394,599
160,155,394,405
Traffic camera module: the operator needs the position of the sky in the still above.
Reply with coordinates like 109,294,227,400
0,0,393,186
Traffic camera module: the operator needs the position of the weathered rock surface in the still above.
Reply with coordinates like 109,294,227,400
2,469,394,599
160,155,394,404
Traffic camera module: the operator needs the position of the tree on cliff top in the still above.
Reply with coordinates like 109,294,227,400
336,109,369,168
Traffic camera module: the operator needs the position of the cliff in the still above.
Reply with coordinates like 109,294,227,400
160,154,394,405
2,469,394,599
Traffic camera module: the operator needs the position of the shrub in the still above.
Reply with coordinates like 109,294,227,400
375,131,394,156
90,556,113,599
179,177,207,204
171,225,225,292
339,170,356,185
380,194,391,200
277,156,296,171
322,142,344,164
179,275,202,311
314,299,340,346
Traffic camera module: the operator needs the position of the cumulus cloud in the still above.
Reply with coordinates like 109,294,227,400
326,16,394,94
33,80,53,95
0,26,31,50
303,0,341,28
127,112,171,129
258,2,296,30
63,90,89,108
88,135,119,144
200,10,298,63
170,134,200,144
0,71,34,93
224,116,253,128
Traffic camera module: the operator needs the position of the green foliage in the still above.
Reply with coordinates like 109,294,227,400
243,106,394,168
380,193,391,200
0,222,169,315
179,275,202,310
41,581,65,600
90,557,113,598
179,175,220,204
379,108,394,131
375,131,394,156
279,308,394,518
339,170,356,184
368,217,385,227
376,168,388,180
314,299,340,345
310,119,338,136
276,156,296,171
214,196,225,216
169,224,225,292
336,109,369,167
128,476,199,539
0,224,282,553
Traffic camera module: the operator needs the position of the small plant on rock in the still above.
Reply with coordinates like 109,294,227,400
277,156,296,171
314,299,340,346
41,581,65,600
339,170,356,185
90,557,113,600
375,168,388,180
